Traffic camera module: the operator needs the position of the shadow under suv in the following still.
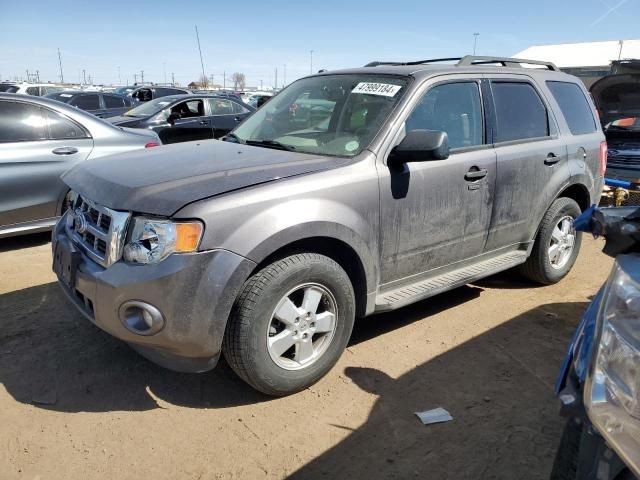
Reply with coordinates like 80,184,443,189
52,56,605,396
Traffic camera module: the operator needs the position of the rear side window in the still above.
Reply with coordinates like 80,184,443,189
209,98,235,115
0,101,47,142
546,81,597,135
44,110,89,140
492,82,549,142
104,95,126,108
71,95,100,110
26,87,40,96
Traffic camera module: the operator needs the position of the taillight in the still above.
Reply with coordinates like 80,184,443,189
599,141,607,176
145,142,160,148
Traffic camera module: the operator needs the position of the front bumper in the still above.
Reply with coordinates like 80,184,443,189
52,217,256,372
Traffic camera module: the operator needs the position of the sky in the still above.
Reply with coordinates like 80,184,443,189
1,0,639,88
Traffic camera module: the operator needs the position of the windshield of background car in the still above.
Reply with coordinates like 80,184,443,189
0,84,19,93
123,97,176,117
231,74,409,157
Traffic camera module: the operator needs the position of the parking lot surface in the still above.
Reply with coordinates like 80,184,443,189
0,234,613,479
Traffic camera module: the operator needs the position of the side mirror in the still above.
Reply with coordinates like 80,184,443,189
389,129,450,166
167,112,181,125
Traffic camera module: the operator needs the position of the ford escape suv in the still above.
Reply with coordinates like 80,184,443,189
52,56,605,396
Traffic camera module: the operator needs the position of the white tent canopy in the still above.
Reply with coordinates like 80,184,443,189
513,40,640,68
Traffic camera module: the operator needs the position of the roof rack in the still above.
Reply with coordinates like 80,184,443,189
364,56,559,71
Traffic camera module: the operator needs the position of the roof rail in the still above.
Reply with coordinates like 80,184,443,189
364,58,462,67
457,55,559,71
364,56,559,71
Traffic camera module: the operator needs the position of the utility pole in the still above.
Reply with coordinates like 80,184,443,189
283,64,286,87
118,66,121,84
26,69,30,82
35,70,40,82
195,25,206,87
473,33,480,55
209,74,214,88
275,67,278,90
310,50,314,74
171,72,175,86
134,73,138,84
618,39,624,60
82,69,86,85
223,70,226,90
140,70,144,83
163,62,167,84
260,79,263,90
57,48,64,83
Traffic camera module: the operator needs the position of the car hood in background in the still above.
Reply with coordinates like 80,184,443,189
62,140,350,216
590,74,640,125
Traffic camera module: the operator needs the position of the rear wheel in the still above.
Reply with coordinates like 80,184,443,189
520,197,582,285
223,253,355,396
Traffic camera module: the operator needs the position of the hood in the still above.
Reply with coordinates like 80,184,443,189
62,140,350,216
590,74,640,125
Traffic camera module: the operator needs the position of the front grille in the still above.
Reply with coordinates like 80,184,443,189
608,155,640,168
64,192,131,267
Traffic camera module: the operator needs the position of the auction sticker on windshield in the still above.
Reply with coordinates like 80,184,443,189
352,82,402,97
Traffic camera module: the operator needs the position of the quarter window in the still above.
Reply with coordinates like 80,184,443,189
406,82,484,149
546,81,597,135
0,101,47,142
26,87,40,96
71,95,100,110
232,101,250,114
45,110,88,139
492,82,549,142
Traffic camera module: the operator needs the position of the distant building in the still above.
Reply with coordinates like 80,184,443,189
514,39,640,87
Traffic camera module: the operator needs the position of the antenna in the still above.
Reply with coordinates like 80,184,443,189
195,25,207,87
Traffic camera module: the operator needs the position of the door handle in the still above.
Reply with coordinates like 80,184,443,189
199,120,208,126
234,116,242,122
544,153,561,165
465,168,488,181
52,147,79,155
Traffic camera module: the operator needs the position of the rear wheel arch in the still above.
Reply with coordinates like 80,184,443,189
557,183,591,212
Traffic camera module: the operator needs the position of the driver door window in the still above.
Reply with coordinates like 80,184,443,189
405,82,483,150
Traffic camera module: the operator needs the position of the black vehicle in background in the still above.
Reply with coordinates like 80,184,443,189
113,85,190,102
45,91,136,118
106,94,255,144
590,61,640,183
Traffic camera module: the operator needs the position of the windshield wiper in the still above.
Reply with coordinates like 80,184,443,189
222,132,246,144
245,139,296,151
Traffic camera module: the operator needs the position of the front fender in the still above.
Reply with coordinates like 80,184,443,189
225,198,378,294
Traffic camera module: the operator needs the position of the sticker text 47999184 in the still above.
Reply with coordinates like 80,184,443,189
351,82,402,97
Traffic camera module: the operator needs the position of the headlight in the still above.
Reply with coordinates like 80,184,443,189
123,217,203,264
585,255,640,476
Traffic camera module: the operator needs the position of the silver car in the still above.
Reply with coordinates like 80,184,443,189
0,93,161,238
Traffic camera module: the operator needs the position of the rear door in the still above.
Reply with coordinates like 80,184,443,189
483,76,570,251
0,101,93,229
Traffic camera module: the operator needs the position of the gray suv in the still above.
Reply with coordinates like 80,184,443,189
52,56,605,396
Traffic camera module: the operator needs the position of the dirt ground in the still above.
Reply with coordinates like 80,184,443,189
0,233,613,480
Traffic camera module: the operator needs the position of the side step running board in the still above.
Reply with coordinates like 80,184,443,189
375,251,527,312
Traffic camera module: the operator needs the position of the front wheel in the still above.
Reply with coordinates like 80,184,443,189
223,253,355,396
520,197,582,285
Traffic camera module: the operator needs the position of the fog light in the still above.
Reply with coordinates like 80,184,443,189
118,301,165,336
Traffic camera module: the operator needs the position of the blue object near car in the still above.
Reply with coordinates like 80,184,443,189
552,206,640,480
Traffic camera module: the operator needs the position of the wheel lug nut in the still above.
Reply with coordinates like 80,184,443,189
310,322,315,327
302,333,308,339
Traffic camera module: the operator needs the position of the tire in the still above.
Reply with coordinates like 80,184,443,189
520,197,582,285
550,418,582,480
223,253,355,396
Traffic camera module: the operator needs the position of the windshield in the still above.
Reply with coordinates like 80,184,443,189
230,74,409,157
123,97,175,117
